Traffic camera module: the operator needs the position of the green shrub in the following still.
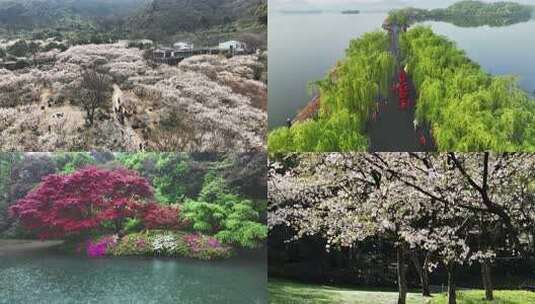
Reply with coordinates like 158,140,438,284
108,232,152,256
182,175,267,249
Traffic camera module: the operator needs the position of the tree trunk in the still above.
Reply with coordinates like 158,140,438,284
448,263,457,304
397,244,408,304
410,251,431,297
481,260,494,301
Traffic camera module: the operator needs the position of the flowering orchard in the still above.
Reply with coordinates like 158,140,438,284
0,42,267,151
269,153,535,304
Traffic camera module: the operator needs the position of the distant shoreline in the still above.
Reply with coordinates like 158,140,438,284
279,10,324,15
0,239,63,255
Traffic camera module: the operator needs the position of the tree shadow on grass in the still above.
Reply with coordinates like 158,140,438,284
269,280,341,304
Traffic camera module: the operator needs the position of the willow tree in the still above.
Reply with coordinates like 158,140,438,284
401,26,535,151
268,31,395,153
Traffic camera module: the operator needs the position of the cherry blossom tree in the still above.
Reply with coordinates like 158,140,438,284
9,166,154,239
269,153,534,304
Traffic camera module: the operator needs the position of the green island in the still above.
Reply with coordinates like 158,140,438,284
268,0,535,153
388,0,534,27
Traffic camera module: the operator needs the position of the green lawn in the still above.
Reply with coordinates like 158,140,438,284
429,290,535,304
269,279,429,304
269,279,535,304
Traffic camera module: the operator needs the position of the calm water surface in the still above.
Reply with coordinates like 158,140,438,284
0,248,266,304
269,12,535,128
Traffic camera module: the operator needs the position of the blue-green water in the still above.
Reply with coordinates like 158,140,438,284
0,249,266,304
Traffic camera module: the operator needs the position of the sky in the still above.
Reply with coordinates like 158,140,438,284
270,0,535,11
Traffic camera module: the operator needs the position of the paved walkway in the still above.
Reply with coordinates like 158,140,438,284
368,24,435,152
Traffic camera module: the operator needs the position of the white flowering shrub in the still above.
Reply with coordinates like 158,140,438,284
151,234,178,255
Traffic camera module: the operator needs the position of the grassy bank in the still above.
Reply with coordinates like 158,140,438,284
269,279,535,304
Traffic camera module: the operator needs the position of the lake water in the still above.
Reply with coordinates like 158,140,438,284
268,12,535,128
0,247,267,304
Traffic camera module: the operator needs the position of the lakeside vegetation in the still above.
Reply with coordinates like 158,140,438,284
1,153,267,260
268,31,395,152
388,0,534,27
401,26,535,151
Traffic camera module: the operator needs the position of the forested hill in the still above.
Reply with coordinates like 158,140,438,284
0,0,267,44
127,0,267,43
0,0,147,29
130,0,264,31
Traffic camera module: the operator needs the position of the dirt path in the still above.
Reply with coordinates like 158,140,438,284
112,84,144,150
0,239,63,256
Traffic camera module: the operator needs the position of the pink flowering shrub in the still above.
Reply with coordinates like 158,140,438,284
182,233,231,260
105,231,232,260
86,235,118,257
108,233,152,256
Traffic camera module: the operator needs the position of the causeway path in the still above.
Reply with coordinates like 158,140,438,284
367,23,435,152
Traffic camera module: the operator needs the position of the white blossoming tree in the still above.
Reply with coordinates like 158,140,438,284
269,152,534,304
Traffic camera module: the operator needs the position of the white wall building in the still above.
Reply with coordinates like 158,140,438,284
218,40,247,52
173,42,194,51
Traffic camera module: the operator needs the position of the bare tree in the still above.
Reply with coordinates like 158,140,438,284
79,69,111,126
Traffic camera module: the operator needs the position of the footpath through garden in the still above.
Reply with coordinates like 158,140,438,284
367,23,435,152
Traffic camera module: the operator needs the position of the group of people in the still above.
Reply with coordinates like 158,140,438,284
396,68,430,147
393,69,411,110
114,97,131,125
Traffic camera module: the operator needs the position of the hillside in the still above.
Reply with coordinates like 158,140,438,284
0,0,147,30
0,0,267,45
127,0,267,44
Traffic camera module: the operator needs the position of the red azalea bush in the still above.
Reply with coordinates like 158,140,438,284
141,203,188,230
9,166,153,239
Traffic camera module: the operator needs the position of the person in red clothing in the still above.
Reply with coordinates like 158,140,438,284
418,130,426,146
396,70,408,109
